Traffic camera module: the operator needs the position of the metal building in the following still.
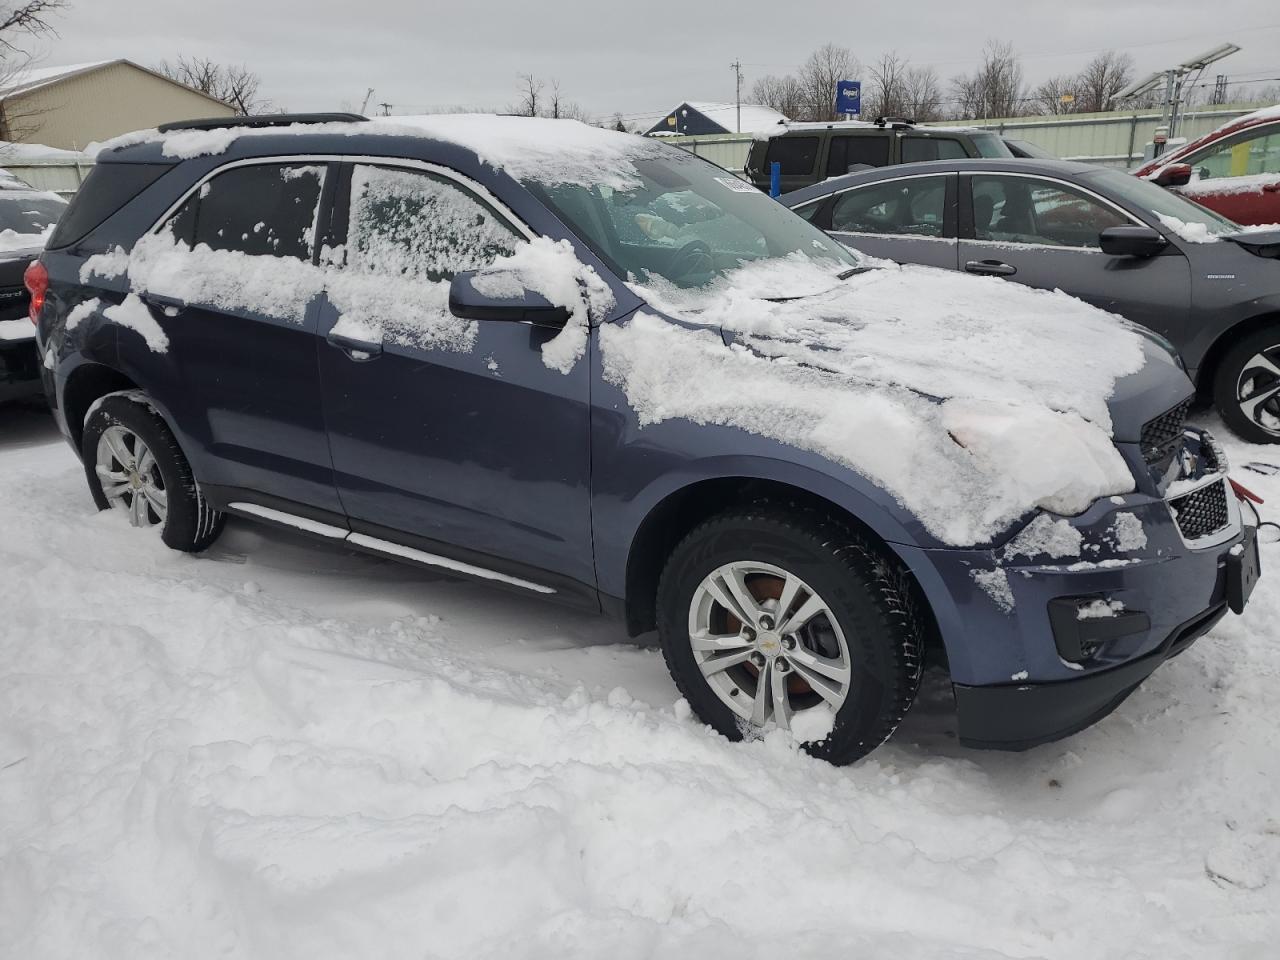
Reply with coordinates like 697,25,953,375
0,59,235,151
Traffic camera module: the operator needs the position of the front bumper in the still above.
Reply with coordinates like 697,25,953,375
896,437,1256,750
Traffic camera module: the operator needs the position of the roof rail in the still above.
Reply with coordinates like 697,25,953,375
156,112,368,133
873,116,917,129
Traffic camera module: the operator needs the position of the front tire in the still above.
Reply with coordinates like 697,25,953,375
82,394,224,552
656,507,923,765
1213,327,1280,444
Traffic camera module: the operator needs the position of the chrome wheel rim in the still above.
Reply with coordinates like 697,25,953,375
687,561,851,733
1236,347,1280,437
95,425,167,528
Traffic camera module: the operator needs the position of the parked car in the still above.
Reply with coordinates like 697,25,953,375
33,114,1259,764
745,117,1012,194
1003,137,1056,159
1134,104,1280,226
0,175,66,403
783,158,1280,443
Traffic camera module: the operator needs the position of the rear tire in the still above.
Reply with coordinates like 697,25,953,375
82,393,224,552
1212,326,1280,444
656,506,923,765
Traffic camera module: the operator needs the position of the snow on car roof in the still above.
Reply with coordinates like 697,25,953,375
91,114,670,190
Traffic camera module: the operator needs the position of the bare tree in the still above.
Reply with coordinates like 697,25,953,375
902,66,944,122
864,51,909,119
1033,75,1080,115
750,74,805,120
797,43,858,121
1074,50,1134,113
515,72,543,117
157,56,268,115
0,0,66,52
950,40,1025,120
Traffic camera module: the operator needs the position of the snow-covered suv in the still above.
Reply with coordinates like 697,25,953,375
32,113,1261,763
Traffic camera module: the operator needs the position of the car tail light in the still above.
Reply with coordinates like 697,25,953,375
24,259,48,324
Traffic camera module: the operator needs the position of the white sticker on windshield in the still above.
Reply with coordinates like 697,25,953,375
715,176,760,194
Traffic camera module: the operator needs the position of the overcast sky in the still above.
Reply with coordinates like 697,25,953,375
29,0,1280,120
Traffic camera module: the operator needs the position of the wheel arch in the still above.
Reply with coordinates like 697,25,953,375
1193,310,1280,401
62,362,140,451
620,475,941,657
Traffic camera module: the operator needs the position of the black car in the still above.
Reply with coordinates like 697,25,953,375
745,117,1012,194
782,158,1280,442
0,174,66,403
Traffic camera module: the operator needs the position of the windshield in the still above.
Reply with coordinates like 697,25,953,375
1080,168,1240,236
0,192,66,234
524,151,857,288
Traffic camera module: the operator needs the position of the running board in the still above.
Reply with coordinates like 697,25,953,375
226,502,556,594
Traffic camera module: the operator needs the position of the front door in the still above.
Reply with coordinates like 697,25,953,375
315,162,597,599
957,173,1192,340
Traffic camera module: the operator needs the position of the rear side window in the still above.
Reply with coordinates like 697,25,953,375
343,165,521,283
901,137,969,163
166,163,326,260
765,136,819,176
47,162,173,249
826,135,890,177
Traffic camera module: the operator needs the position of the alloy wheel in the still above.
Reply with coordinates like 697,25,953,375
1236,346,1280,437
95,425,167,528
687,560,851,733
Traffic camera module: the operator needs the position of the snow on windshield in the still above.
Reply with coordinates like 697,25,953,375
607,258,1148,546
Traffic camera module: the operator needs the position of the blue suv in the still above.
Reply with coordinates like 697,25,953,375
31,113,1261,764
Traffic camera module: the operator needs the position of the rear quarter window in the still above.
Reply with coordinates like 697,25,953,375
46,162,174,249
765,136,819,176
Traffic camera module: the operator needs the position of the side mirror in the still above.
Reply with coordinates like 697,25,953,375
1099,225,1169,258
1152,163,1193,187
448,270,570,327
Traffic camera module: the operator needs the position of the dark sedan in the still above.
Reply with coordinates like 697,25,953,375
782,159,1280,443
0,177,66,404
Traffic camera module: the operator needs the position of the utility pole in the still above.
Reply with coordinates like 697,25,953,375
359,88,375,115
731,60,743,132
379,102,392,117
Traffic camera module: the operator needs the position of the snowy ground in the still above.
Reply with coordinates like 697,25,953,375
2,402,1278,959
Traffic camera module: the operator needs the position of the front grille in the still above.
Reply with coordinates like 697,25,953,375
1169,480,1230,542
1141,398,1192,463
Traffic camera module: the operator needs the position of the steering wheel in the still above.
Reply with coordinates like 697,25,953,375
669,239,714,281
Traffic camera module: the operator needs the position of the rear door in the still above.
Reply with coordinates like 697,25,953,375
122,159,342,515
899,134,970,163
822,133,892,179
802,173,958,269
1173,121,1280,225
957,172,1192,338
315,161,597,600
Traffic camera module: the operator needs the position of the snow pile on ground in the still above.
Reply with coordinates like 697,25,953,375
607,259,1147,545
2,410,1278,959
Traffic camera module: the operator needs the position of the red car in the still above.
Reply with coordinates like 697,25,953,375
1135,104,1280,226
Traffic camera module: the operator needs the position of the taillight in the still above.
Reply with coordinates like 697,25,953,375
24,259,48,324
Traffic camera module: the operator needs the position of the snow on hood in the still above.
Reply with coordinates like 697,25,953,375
604,258,1148,546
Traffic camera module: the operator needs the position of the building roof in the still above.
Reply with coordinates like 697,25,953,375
638,101,789,136
0,58,232,109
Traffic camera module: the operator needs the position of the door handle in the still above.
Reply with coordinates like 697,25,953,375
964,259,1017,277
326,329,383,360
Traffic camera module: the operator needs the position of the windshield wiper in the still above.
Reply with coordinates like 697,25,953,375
837,266,875,280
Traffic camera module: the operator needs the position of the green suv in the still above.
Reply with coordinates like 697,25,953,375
746,117,1012,193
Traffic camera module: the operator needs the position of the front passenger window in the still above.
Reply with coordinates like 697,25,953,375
972,176,1127,248
344,166,522,282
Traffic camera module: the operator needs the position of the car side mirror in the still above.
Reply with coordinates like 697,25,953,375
1152,163,1193,187
1099,225,1169,258
448,270,570,327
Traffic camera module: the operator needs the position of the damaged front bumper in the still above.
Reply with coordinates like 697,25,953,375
896,427,1261,751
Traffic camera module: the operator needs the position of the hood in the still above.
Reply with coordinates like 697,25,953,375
1226,229,1280,259
602,257,1189,547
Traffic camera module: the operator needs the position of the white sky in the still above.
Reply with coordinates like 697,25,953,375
26,0,1280,119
